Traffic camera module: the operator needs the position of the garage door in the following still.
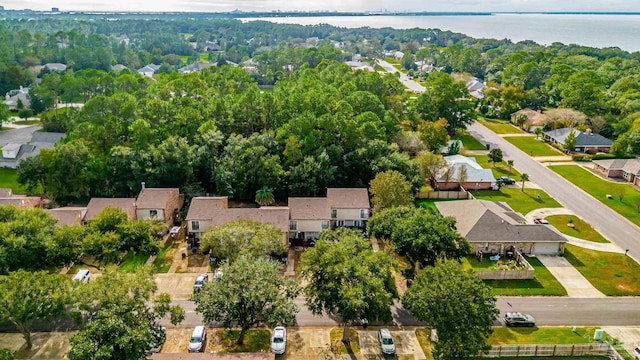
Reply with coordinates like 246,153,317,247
532,242,561,254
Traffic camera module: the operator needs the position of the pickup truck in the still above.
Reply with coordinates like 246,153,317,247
497,176,516,185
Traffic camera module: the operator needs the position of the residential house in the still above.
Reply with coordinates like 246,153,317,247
137,64,160,77
593,158,640,186
0,188,42,208
185,197,289,243
241,59,258,74
288,197,331,243
393,51,404,61
111,64,128,72
435,155,496,190
43,63,67,72
435,200,567,255
178,62,215,74
46,207,87,226
510,108,547,131
344,61,375,72
84,198,136,222
135,186,182,223
466,78,485,99
0,132,66,169
4,87,30,110
326,188,370,230
1,144,21,159
203,41,221,52
543,127,612,153
115,34,130,46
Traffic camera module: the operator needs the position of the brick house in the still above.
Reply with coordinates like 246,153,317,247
136,187,182,223
593,158,640,185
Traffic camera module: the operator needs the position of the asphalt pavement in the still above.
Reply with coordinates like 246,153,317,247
376,59,426,94
468,122,640,264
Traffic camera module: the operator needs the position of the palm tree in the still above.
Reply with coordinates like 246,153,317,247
534,127,543,139
255,186,275,206
520,173,530,192
506,160,514,175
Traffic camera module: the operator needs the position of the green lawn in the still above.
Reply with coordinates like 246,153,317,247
471,188,562,215
454,130,486,151
415,198,460,210
488,327,603,345
564,244,640,296
214,329,270,353
478,118,523,134
0,168,34,194
545,215,609,243
483,256,567,296
504,136,563,157
12,119,40,125
474,154,522,178
118,251,151,273
152,241,174,273
550,165,640,227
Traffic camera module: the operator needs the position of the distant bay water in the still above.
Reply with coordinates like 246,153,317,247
241,14,640,52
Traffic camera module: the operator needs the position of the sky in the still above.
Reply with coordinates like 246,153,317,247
6,0,640,13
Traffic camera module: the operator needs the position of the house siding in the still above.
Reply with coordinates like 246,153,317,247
291,219,325,233
136,208,165,222
187,219,214,239
470,241,564,255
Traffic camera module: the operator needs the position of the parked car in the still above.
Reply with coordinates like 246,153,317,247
632,345,640,360
498,176,516,185
193,274,209,292
533,218,549,225
378,328,396,355
188,326,207,352
72,269,91,283
503,312,536,327
271,326,287,355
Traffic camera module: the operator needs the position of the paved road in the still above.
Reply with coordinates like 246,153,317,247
0,124,41,147
376,59,426,94
468,122,640,264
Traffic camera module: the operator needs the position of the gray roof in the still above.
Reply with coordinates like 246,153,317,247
44,63,67,71
439,155,496,183
31,132,66,144
593,158,640,175
111,64,127,72
435,200,567,244
544,127,612,147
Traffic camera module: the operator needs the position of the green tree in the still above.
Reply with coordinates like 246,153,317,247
418,118,450,153
520,173,530,192
300,229,396,342
488,148,504,168
506,160,514,174
255,186,275,206
563,130,577,154
401,52,414,71
17,156,46,194
403,260,498,360
68,267,184,360
0,103,9,129
369,170,414,211
415,152,447,183
199,220,287,263
193,255,299,345
0,270,72,349
534,127,543,139
367,207,470,268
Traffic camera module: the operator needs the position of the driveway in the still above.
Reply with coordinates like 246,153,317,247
0,124,41,147
155,273,200,300
468,122,640,264
536,255,605,298
358,330,426,360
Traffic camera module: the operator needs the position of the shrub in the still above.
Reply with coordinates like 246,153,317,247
571,154,593,161
592,153,636,160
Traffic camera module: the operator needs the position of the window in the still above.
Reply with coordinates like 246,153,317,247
360,209,367,219
191,221,200,231
322,220,329,230
354,220,362,228
289,221,297,231
336,220,345,227
331,209,337,218
150,209,158,218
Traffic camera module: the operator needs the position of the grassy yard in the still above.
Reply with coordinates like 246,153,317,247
475,357,607,360
118,251,151,273
488,326,603,345
545,215,609,243
329,328,360,355
504,136,563,157
550,165,640,227
415,328,435,360
0,168,34,194
564,244,640,296
478,118,523,134
211,329,270,353
483,256,567,296
454,130,486,150
462,255,528,271
471,187,562,215
152,241,174,273
415,198,460,210
12,119,41,125
473,154,522,178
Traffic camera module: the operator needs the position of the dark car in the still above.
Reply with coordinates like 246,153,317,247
498,176,516,185
503,312,536,327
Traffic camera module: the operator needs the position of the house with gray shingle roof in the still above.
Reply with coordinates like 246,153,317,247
46,207,87,226
593,158,640,186
135,187,182,223
435,155,496,190
0,132,66,169
543,127,612,153
435,200,567,255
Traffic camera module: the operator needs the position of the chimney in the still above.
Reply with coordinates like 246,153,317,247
585,129,592,135
141,182,146,189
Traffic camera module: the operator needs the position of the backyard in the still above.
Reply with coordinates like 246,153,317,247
0,168,33,194
478,118,523,134
454,130,487,151
564,244,640,296
545,215,609,243
550,165,640,226
504,136,563,157
482,256,567,296
471,187,562,215
488,326,605,345
473,154,522,178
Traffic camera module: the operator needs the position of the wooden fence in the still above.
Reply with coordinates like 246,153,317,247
477,343,624,358
415,191,470,200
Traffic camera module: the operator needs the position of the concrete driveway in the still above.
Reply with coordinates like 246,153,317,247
358,330,426,360
537,255,605,298
155,273,201,300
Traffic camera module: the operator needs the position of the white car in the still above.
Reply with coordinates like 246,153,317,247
378,328,396,355
271,326,286,354
633,345,640,360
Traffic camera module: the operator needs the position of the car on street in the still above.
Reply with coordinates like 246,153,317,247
378,328,396,355
633,345,640,360
503,312,536,327
498,176,516,185
533,218,549,225
271,326,287,355
193,274,209,292
188,326,207,352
